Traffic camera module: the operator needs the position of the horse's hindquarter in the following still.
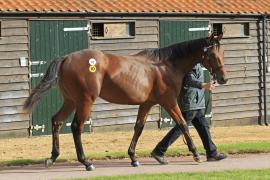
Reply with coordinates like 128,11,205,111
99,54,156,104
59,49,106,102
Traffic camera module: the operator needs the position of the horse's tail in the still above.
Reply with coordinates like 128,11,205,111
23,56,66,112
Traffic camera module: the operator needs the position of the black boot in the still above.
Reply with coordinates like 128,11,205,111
151,150,168,165
207,152,227,161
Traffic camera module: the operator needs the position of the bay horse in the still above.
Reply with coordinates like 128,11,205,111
24,33,227,171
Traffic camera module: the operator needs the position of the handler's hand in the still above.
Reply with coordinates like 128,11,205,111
201,81,216,92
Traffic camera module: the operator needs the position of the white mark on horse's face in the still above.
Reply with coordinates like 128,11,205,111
89,58,96,66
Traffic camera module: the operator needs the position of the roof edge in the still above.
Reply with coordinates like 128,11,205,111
0,11,269,18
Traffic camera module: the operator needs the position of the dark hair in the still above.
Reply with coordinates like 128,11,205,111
23,56,66,111
138,37,219,63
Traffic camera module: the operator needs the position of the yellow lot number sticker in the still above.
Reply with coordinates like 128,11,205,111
89,65,96,73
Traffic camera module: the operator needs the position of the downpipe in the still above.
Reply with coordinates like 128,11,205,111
262,15,268,126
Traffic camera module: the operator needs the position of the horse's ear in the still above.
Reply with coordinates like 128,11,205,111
208,32,215,41
217,33,223,41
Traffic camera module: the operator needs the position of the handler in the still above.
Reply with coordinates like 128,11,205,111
152,63,227,164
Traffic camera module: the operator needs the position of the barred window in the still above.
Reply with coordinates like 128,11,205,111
92,23,104,37
91,22,135,39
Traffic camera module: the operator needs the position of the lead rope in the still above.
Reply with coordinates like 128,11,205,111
205,77,215,126
182,136,187,145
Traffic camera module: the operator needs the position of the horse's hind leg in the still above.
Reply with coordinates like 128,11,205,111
45,99,75,167
128,103,153,167
71,101,95,171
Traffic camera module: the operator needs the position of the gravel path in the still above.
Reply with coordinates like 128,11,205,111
1,153,270,180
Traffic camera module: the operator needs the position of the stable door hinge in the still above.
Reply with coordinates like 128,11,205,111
31,124,45,133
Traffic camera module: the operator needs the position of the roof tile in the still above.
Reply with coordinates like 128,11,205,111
0,0,269,14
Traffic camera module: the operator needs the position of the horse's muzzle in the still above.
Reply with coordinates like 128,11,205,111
217,77,228,84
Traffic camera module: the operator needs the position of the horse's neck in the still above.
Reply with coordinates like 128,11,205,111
177,52,202,75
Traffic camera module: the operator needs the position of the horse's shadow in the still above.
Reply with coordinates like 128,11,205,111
93,159,201,168
0,159,201,174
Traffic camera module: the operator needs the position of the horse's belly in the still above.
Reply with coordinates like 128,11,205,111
99,77,152,105
100,92,147,105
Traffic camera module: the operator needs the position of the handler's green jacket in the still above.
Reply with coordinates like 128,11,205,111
178,64,206,112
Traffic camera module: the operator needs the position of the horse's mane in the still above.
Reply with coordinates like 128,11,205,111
137,37,219,62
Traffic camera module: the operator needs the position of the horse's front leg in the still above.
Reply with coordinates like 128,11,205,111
164,104,201,162
128,103,153,167
71,101,95,171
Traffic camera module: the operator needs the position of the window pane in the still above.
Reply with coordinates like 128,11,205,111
104,23,128,38
222,23,249,37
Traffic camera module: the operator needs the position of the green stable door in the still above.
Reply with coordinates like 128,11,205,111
159,21,212,128
30,20,89,136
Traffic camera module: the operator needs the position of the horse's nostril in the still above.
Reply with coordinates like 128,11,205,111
222,78,228,84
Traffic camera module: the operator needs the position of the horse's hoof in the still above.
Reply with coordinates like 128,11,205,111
45,158,54,168
193,155,202,163
131,161,140,167
86,164,95,171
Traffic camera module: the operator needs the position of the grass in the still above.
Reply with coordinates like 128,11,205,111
87,141,270,160
71,169,270,180
1,125,270,166
1,141,270,167
0,158,69,166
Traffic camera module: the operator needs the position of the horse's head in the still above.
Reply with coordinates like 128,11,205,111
202,33,228,84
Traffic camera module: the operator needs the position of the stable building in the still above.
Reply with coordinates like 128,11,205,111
0,0,269,137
